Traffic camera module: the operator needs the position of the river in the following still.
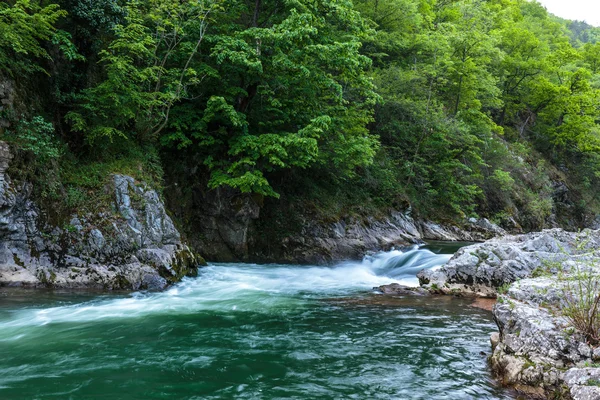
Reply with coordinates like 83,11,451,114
0,245,514,399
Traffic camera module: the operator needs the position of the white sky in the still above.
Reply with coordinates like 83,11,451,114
536,0,600,26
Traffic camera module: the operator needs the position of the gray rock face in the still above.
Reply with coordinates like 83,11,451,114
374,283,430,296
0,143,202,289
414,229,600,398
251,211,505,264
186,186,260,262
491,277,600,399
418,229,600,296
564,369,600,400
0,78,15,129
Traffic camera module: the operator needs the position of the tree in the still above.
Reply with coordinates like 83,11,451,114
0,0,66,76
68,0,379,197
66,0,221,143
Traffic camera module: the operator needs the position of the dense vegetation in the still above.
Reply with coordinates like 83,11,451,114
1,0,600,231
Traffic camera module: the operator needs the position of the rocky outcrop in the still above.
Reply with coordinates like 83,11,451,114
414,229,600,399
0,143,202,290
0,78,15,130
192,188,261,261
491,277,600,399
249,211,505,264
418,229,600,297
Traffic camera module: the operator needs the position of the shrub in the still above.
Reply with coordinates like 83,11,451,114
3,115,63,161
560,266,600,345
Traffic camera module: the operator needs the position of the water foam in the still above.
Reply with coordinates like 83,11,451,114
0,247,452,330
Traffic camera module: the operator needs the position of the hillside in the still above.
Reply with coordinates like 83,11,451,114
2,0,600,261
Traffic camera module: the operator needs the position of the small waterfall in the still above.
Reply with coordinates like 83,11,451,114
361,246,452,284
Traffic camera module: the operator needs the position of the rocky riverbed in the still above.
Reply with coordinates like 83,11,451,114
414,229,600,400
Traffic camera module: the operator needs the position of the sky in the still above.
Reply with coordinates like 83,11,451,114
536,0,600,26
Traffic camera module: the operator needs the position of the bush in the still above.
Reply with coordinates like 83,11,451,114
560,266,600,345
3,115,63,161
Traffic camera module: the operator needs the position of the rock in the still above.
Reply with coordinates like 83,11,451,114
587,216,600,231
0,78,15,129
419,229,600,296
490,275,600,398
490,332,500,349
187,186,261,261
420,221,460,241
563,368,600,400
247,210,507,264
416,228,600,398
472,218,506,236
374,283,430,296
593,348,600,362
0,143,203,289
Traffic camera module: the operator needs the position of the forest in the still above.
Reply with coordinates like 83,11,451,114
2,0,600,232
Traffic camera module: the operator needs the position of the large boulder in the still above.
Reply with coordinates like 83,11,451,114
491,277,600,399
0,143,203,290
418,229,600,296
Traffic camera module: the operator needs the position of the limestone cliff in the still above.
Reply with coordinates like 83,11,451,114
0,142,202,289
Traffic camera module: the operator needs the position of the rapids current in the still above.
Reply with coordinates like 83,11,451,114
0,245,514,399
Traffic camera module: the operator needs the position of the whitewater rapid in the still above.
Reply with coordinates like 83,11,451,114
0,244,514,400
0,246,451,332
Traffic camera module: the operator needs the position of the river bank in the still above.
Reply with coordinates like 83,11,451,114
414,229,600,399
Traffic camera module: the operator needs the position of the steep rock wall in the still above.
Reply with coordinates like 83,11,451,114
0,142,202,289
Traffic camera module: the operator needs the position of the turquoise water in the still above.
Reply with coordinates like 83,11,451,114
0,248,514,399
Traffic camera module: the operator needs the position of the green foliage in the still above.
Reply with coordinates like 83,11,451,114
490,170,515,192
559,265,600,346
67,0,379,197
349,0,600,223
51,29,85,62
3,115,63,162
0,1,66,76
497,283,511,295
66,0,221,143
588,379,600,387
7,0,600,229
64,0,125,33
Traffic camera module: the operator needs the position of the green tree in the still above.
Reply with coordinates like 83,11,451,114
70,0,379,197
0,0,66,76
66,0,221,143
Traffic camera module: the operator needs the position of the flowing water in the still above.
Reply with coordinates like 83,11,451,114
0,245,514,399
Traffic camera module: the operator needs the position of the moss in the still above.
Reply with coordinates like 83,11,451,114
127,186,146,211
36,269,56,287
497,283,511,295
7,138,163,231
158,246,206,284
112,274,131,290
12,254,25,267
523,355,536,369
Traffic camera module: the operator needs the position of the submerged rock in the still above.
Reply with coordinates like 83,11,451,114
374,283,430,296
0,142,203,290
